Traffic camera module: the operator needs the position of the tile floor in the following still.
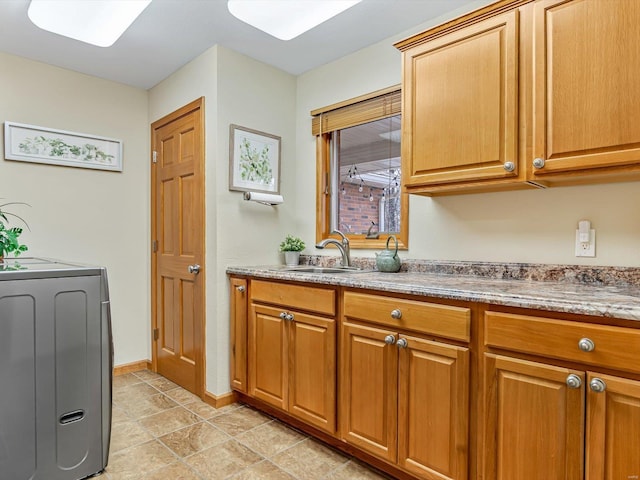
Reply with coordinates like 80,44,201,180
97,370,391,479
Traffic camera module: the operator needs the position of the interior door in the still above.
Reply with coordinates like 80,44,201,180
151,98,205,396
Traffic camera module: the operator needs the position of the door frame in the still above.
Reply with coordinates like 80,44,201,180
150,97,206,397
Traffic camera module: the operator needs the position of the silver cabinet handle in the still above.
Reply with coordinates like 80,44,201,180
533,157,545,169
578,338,595,352
188,264,201,274
285,313,294,322
384,335,396,345
589,378,607,393
236,285,245,293
279,312,287,320
390,309,402,319
566,374,582,389
397,338,408,349
503,161,515,172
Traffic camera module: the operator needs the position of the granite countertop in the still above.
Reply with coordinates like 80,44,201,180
227,258,640,321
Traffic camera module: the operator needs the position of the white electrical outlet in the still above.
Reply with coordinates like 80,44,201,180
575,228,596,257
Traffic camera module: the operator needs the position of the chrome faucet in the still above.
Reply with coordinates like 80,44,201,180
315,230,351,267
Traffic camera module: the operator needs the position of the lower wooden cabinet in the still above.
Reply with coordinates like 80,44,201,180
483,354,585,480
231,277,640,480
248,282,337,434
229,277,248,393
483,310,640,480
340,321,469,480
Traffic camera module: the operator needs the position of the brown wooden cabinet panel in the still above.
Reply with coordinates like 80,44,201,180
483,354,584,480
249,304,288,410
586,373,640,480
530,0,640,183
229,277,247,393
289,312,336,433
399,9,521,192
398,335,469,480
340,321,399,462
344,290,470,342
485,311,640,374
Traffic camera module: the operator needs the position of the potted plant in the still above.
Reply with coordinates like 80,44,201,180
0,202,30,262
279,234,305,266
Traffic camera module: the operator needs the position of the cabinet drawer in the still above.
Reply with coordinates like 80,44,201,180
485,311,640,374
251,280,335,316
343,291,470,342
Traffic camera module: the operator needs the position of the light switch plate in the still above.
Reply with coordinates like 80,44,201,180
575,229,596,257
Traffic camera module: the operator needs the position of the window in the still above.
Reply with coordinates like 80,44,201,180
311,86,408,249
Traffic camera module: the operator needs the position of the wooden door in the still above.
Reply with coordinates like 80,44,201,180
531,0,640,178
402,10,519,188
340,321,398,462
249,304,288,410
483,354,584,480
230,277,247,393
151,98,205,396
586,372,640,480
288,311,336,433
397,335,469,480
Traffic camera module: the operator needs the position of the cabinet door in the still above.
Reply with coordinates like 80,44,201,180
340,321,398,462
483,354,584,480
398,335,469,480
531,0,640,178
586,372,640,480
288,312,336,433
402,10,519,188
230,277,247,393
249,304,288,410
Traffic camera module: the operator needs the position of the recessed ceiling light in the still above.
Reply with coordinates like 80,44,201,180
227,0,362,41
28,0,152,48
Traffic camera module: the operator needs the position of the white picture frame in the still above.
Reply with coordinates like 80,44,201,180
229,124,281,194
4,121,123,172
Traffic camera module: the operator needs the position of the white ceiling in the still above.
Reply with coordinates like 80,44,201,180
0,0,486,90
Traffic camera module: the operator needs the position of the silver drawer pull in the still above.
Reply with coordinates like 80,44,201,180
566,374,582,389
589,378,606,393
384,335,396,345
390,309,402,319
236,285,245,293
578,338,595,352
397,338,408,349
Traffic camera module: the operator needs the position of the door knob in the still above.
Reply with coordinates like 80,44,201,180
397,338,408,349
236,285,245,293
188,264,201,274
384,335,396,345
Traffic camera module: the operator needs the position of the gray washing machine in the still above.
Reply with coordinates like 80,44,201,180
0,258,113,480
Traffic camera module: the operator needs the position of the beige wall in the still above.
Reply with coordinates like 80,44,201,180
149,45,297,394
0,51,150,366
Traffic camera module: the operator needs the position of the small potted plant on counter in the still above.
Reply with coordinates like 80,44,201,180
279,234,305,266
0,201,30,263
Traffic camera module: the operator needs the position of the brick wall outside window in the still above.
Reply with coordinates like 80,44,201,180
338,182,384,234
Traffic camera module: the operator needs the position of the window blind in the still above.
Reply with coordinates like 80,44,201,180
311,85,401,136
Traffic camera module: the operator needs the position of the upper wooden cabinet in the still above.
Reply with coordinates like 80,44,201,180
529,0,640,185
398,9,524,194
396,0,640,195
